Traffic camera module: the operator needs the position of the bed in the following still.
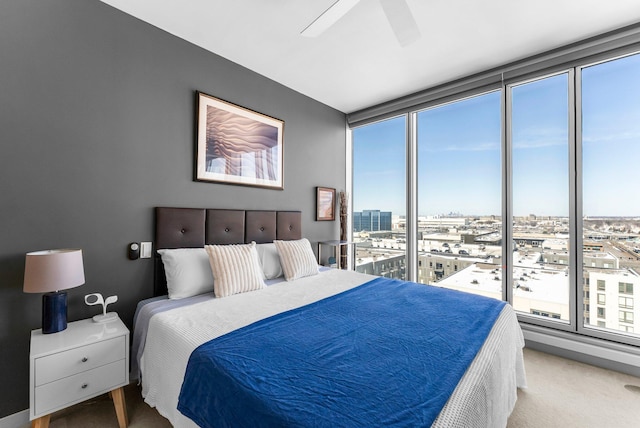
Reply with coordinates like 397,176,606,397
134,207,526,427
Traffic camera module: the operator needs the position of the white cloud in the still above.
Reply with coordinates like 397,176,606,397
421,140,500,153
582,130,640,144
512,126,567,150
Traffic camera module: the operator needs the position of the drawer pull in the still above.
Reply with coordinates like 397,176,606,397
81,383,88,389
81,357,88,363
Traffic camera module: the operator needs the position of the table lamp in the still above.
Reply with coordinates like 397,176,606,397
23,249,85,334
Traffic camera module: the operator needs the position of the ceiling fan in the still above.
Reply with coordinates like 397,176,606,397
301,0,421,47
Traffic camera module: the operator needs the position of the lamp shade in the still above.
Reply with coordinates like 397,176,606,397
23,249,85,293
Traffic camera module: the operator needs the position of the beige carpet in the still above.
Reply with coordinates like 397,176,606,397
28,348,640,427
507,348,640,428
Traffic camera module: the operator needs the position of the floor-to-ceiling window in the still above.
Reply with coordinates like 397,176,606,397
580,52,640,339
510,73,572,324
416,92,503,299
352,116,407,280
350,42,640,346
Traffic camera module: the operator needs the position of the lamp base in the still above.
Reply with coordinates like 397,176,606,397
42,291,67,334
92,312,118,323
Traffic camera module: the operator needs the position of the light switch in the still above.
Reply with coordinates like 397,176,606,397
140,242,152,259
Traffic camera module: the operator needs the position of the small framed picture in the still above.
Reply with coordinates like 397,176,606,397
316,187,336,221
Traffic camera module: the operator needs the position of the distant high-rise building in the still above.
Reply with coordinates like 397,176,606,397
353,210,392,232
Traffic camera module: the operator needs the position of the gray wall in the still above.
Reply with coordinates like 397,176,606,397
0,0,346,418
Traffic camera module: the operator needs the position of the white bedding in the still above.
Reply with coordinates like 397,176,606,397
140,269,526,427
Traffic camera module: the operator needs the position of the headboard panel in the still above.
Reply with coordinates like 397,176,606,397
277,211,302,240
205,210,245,245
245,211,277,243
154,207,302,296
156,207,206,249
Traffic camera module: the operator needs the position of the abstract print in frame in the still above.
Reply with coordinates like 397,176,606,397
316,186,336,221
196,91,284,189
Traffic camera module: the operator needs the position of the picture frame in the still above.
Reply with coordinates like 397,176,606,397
316,187,336,221
195,91,284,189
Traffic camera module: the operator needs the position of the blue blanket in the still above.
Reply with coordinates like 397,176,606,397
178,277,506,427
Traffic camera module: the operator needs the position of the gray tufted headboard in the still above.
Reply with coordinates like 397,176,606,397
153,207,302,296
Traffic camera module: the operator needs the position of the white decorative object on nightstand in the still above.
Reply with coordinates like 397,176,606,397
29,317,130,428
84,293,119,323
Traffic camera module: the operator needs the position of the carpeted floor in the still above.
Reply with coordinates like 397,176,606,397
28,348,640,427
506,348,640,427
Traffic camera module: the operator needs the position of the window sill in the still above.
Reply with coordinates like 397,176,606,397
521,322,640,377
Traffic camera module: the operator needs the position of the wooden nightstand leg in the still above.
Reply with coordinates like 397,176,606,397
111,387,128,428
31,414,50,428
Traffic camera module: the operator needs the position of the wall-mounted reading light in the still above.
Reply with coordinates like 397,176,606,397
128,242,140,260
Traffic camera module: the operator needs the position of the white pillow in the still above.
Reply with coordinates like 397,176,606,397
157,248,214,299
274,238,319,281
205,243,266,298
255,243,284,279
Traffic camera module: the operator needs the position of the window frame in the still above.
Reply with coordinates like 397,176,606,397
506,69,576,332
575,51,640,346
350,114,410,281
619,297,634,309
413,89,504,298
619,282,634,295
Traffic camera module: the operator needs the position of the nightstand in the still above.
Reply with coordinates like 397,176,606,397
318,240,357,270
29,317,130,428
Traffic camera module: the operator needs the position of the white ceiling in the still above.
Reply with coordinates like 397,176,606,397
99,0,640,113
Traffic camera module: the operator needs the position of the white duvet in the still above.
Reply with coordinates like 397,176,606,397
140,269,526,427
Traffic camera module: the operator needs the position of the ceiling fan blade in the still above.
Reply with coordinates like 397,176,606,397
379,0,420,47
301,0,361,37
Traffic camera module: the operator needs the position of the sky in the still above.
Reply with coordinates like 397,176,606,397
352,52,640,218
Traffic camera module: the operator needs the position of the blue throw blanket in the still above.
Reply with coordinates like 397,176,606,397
178,277,506,427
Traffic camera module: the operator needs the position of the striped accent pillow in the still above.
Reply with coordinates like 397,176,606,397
204,243,266,298
274,238,319,281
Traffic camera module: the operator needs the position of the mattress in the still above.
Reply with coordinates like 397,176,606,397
138,269,526,427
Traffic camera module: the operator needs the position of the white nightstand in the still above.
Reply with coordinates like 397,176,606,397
29,317,130,428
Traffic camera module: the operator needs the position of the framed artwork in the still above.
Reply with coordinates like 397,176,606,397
195,91,284,189
316,187,336,221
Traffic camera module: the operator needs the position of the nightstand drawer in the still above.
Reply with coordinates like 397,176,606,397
34,359,126,416
35,336,125,386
